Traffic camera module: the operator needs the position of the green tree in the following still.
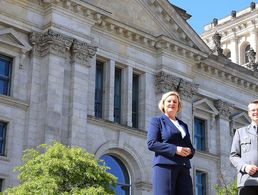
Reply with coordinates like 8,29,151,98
4,142,116,195
214,175,237,195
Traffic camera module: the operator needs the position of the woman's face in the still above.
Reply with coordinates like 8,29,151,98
164,95,179,115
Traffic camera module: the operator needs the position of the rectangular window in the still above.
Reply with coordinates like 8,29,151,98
94,61,104,118
0,55,12,96
132,74,139,128
195,171,207,195
114,68,121,123
0,121,7,156
0,178,3,192
194,117,206,151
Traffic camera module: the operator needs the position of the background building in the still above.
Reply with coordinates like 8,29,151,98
0,0,257,194
201,2,258,69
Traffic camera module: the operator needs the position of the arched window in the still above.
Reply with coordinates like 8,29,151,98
100,154,131,195
244,44,250,63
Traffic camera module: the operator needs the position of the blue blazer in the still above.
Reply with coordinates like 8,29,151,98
147,114,195,168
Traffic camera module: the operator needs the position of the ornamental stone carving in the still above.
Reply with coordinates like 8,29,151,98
29,29,97,65
212,32,224,56
246,47,258,71
70,39,97,66
29,29,73,57
155,71,198,100
214,99,234,119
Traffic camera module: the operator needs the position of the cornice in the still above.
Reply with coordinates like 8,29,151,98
27,0,205,62
11,0,208,61
196,57,258,93
37,0,111,19
95,18,206,62
151,0,211,53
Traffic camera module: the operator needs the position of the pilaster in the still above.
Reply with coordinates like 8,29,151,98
69,39,97,147
103,59,115,121
29,30,73,145
229,36,239,64
139,72,155,131
87,55,96,116
214,99,234,184
121,66,133,127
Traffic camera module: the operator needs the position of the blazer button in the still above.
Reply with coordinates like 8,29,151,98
183,163,186,165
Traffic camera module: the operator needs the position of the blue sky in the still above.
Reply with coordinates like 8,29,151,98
169,0,257,34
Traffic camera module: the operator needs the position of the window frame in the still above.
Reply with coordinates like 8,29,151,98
194,117,207,151
0,54,12,96
0,178,3,192
114,68,122,123
94,60,104,118
195,170,207,195
0,121,7,156
132,73,139,128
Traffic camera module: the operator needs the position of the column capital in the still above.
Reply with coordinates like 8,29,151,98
214,99,234,120
29,29,73,57
29,29,98,64
70,39,97,66
155,71,198,101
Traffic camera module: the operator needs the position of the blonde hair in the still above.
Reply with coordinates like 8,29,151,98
158,91,182,113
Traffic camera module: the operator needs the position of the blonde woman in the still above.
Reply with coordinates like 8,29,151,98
147,91,195,195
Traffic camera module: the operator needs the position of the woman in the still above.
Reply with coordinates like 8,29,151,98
147,91,195,195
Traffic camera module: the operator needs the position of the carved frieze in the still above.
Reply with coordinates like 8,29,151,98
155,71,198,100
214,99,234,119
29,29,73,57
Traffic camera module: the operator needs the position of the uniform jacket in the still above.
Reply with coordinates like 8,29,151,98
147,114,195,168
230,124,258,187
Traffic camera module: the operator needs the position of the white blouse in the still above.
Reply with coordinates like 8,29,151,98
170,119,186,138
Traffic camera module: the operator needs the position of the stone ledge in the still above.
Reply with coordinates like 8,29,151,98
195,150,220,161
0,155,10,163
0,95,29,110
87,115,146,138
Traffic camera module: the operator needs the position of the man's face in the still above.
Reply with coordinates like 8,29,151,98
248,103,258,123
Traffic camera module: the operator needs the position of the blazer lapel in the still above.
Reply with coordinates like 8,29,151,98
161,114,184,134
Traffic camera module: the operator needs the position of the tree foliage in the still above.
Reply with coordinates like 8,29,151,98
214,177,237,195
4,142,116,195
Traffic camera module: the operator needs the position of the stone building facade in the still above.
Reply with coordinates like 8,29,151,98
0,0,257,195
201,2,258,70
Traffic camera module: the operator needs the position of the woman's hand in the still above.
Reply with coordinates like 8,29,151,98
176,146,191,157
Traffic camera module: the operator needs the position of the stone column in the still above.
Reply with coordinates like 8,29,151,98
214,99,235,184
29,30,73,145
139,72,155,131
69,39,97,147
87,55,96,116
229,36,239,64
121,66,133,127
103,59,115,121
250,29,258,62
